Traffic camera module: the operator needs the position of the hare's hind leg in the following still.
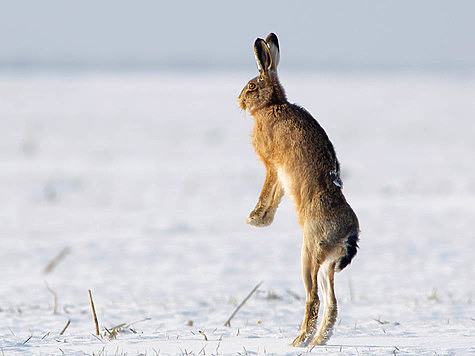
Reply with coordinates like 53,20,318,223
311,260,337,345
290,244,320,347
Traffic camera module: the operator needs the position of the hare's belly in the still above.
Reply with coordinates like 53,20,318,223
277,167,296,203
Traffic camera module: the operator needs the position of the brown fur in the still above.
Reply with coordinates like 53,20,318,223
238,34,359,346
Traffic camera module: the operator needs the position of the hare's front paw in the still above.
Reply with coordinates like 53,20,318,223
246,207,275,227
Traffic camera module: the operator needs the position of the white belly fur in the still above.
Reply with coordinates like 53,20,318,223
277,167,295,203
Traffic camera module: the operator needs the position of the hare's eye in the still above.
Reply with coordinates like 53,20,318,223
248,82,257,90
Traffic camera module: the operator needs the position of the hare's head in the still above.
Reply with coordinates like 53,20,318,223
238,33,286,114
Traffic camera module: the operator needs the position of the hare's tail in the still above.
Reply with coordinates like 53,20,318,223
336,230,359,272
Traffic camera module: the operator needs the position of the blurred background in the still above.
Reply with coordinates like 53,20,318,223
0,1,474,354
1,0,475,73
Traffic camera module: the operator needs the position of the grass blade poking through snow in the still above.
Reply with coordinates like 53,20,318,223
44,247,71,274
44,280,58,314
60,320,71,336
224,281,263,327
88,290,100,336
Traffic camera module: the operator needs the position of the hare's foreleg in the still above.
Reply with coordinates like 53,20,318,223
290,244,320,347
247,167,283,227
312,261,338,345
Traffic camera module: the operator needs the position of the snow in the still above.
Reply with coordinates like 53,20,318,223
0,71,474,355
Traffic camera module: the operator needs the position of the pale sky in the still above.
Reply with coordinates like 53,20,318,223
1,0,474,70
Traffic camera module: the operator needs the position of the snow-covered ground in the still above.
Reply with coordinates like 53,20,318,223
0,71,474,355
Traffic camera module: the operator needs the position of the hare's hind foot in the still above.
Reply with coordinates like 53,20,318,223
310,331,332,346
310,314,336,345
289,330,315,347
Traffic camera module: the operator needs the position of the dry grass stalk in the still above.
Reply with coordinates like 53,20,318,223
198,344,207,355
198,330,208,341
224,281,263,327
373,316,390,325
44,280,58,314
127,317,151,328
286,289,302,301
90,333,104,343
41,332,50,339
88,289,100,335
105,318,151,339
60,320,71,335
106,323,126,339
44,247,71,274
428,288,440,302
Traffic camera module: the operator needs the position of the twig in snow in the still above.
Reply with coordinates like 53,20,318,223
286,288,302,301
88,290,100,335
373,316,390,325
179,347,192,356
427,288,440,302
224,281,263,327
106,323,126,339
91,333,104,343
41,332,50,339
44,280,58,314
60,320,71,335
44,247,71,274
105,317,151,339
198,330,208,341
198,344,207,355
126,317,151,328
266,290,282,300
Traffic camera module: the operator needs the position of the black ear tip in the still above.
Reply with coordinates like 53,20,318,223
254,38,265,46
254,38,271,72
266,33,279,45
254,38,269,53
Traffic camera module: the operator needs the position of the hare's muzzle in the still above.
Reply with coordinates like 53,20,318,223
237,90,247,111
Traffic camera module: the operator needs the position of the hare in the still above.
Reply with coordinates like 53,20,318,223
238,33,359,346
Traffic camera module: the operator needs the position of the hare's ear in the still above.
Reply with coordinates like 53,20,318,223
265,33,280,70
254,38,272,74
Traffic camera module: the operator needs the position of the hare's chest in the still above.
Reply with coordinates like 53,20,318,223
252,123,276,161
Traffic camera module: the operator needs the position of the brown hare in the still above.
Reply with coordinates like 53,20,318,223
238,33,359,346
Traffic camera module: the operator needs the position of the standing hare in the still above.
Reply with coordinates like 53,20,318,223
238,33,359,346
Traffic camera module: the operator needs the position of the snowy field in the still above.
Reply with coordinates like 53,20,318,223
0,71,474,355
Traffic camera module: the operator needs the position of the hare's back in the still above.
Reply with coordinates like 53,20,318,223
277,104,337,162
288,104,329,138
